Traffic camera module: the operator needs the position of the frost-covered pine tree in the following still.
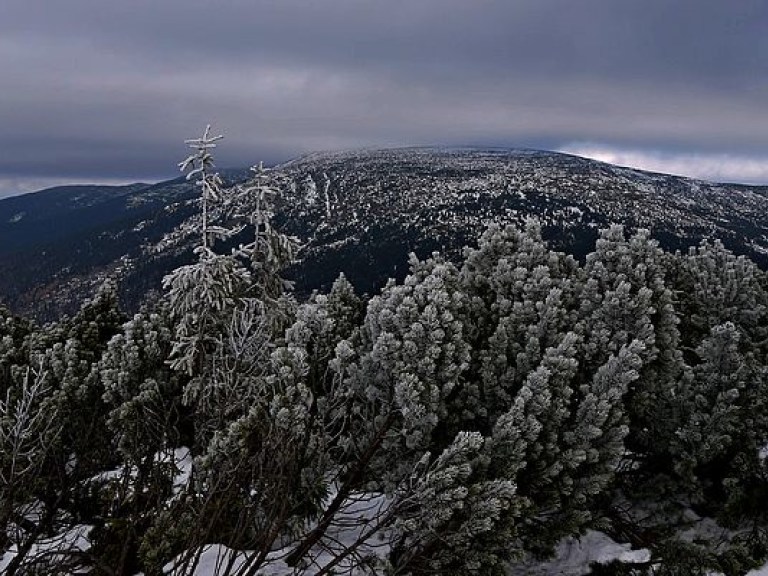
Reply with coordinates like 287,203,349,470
673,322,749,483
152,276,361,576
136,130,307,574
165,127,252,380
0,305,31,391
40,279,124,472
579,226,685,466
672,239,768,353
0,361,60,571
457,221,582,430
101,304,185,464
389,430,518,574
178,124,224,253
232,162,298,328
84,302,188,574
0,280,123,574
345,254,471,484
270,255,472,572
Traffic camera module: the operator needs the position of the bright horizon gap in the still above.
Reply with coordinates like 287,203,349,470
0,175,156,200
559,144,768,185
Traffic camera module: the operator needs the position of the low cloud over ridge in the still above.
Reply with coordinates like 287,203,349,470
559,145,768,185
0,0,766,196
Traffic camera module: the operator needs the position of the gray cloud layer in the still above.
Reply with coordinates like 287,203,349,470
1,0,767,195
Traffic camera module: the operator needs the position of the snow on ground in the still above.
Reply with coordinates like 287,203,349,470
162,525,652,576
88,446,192,492
677,512,734,548
711,561,768,576
162,446,193,494
163,545,249,576
2,448,192,574
507,530,650,576
0,523,93,572
162,491,392,576
9,454,768,576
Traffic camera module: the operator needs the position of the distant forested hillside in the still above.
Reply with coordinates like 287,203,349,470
1,149,767,322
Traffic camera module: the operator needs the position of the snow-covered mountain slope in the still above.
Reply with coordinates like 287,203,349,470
2,148,767,320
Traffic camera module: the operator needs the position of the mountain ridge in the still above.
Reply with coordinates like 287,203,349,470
2,147,768,321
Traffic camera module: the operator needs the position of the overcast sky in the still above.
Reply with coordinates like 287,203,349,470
1,0,766,197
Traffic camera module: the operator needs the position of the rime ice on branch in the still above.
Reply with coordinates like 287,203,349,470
179,124,224,253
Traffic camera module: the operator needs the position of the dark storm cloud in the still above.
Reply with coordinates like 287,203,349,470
1,0,767,196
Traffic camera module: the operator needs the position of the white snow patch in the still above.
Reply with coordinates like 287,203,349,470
158,446,193,493
163,544,248,576
508,530,650,576
162,490,391,575
677,514,733,545
87,446,192,493
0,524,93,572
